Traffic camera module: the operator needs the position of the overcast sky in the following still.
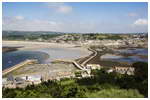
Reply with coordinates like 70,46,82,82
2,2,148,33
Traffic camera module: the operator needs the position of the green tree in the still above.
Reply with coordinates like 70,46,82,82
132,62,148,80
85,88,144,98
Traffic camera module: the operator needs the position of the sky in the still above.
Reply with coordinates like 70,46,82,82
2,2,148,33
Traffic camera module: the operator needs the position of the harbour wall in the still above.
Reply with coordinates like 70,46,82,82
2,59,38,76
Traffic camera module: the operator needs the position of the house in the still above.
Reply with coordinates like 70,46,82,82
113,66,135,75
26,75,42,84
106,69,114,73
15,77,25,84
86,64,101,70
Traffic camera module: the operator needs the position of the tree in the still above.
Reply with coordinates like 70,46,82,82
132,61,148,97
132,62,148,80
84,88,144,98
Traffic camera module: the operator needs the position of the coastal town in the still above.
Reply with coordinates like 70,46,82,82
2,2,148,98
2,33,148,89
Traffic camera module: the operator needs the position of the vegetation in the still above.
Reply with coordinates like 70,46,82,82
85,89,144,98
3,61,147,98
132,61,148,97
2,34,62,41
74,71,82,77
83,34,123,40
132,61,148,80
3,31,147,42
3,31,126,41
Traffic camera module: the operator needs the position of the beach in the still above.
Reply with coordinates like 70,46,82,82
2,40,89,51
2,40,91,76
3,40,91,62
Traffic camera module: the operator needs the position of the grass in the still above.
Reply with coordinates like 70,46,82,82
85,88,144,98
60,79,75,86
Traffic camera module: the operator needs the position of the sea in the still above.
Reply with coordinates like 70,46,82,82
3,47,148,70
101,48,148,64
2,47,89,70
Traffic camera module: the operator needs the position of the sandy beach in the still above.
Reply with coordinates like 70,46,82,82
3,40,92,69
3,40,90,78
2,40,91,54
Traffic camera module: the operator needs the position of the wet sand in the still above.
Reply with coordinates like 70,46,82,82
2,40,91,78
3,40,92,61
2,41,89,51
2,47,18,52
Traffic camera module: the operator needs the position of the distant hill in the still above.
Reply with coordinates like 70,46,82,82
3,30,148,36
2,31,64,36
2,31,148,41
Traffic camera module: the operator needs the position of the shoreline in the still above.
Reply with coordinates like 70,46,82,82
3,40,82,49
2,47,19,53
2,40,91,54
3,40,147,77
2,40,92,73
2,59,38,76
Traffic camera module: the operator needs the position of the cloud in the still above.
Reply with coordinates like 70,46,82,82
128,13,138,17
2,16,62,31
133,19,148,26
46,3,72,14
130,18,148,33
57,5,72,13
3,16,148,33
2,16,98,33
15,16,24,20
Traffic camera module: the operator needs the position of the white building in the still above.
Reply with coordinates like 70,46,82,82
86,64,101,70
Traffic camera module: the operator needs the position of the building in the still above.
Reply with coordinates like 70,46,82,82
86,64,101,70
113,66,135,75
